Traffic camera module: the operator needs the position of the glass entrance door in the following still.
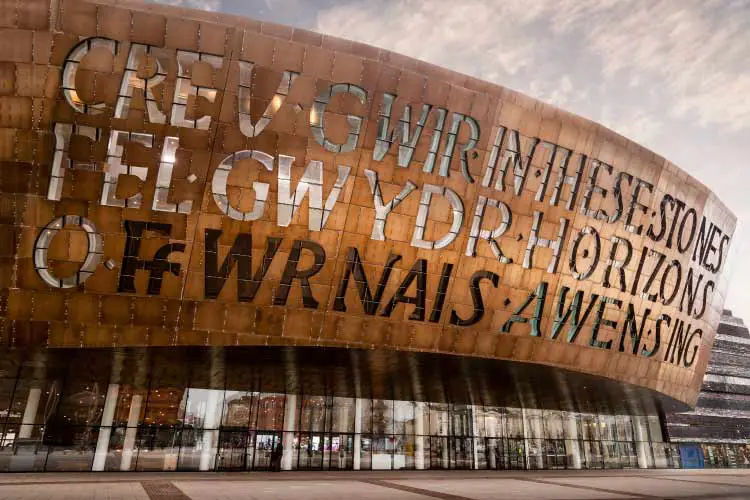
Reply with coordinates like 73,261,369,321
543,439,567,469
583,440,604,469
485,438,502,469
329,434,353,470
252,432,280,470
297,433,325,470
429,436,449,469
216,429,247,471
503,438,526,470
451,437,473,469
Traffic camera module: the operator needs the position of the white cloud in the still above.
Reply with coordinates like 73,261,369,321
145,0,750,320
315,0,750,134
152,0,221,12
314,0,750,316
600,107,664,146
315,0,541,81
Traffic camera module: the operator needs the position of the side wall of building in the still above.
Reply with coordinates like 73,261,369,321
666,311,750,467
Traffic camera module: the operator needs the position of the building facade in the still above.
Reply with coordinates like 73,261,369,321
666,310,750,468
0,0,738,471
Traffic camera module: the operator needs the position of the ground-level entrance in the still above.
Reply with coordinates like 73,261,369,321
0,347,682,472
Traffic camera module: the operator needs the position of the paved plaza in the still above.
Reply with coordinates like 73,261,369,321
0,470,747,500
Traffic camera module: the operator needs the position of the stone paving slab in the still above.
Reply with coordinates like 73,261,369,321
551,475,750,498
655,473,750,486
0,482,148,500
387,478,639,499
0,471,747,499
174,480,428,500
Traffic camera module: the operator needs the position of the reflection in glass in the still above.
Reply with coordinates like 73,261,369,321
0,348,680,472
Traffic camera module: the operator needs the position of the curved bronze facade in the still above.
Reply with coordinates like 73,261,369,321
0,0,736,408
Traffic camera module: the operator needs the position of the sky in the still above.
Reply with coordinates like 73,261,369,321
155,0,750,319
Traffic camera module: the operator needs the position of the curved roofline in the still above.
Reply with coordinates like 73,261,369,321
61,0,735,223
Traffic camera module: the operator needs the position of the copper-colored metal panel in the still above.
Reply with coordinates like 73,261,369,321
0,0,736,407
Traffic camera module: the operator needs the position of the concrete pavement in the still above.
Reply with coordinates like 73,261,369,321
0,470,747,499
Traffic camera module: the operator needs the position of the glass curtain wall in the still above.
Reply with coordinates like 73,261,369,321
0,348,676,472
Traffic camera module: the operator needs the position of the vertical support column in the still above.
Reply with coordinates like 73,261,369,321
353,397,363,470
633,416,650,469
281,394,297,470
529,415,544,469
521,407,530,469
200,347,224,471
93,350,124,471
19,350,47,440
470,405,480,470
406,355,426,470
121,349,147,471
414,402,425,470
92,383,120,471
563,412,582,469
199,390,222,471
120,394,143,471
441,412,449,468
18,388,42,439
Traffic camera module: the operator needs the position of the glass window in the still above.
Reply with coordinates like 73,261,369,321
143,388,185,427
599,415,617,441
737,444,750,467
526,410,544,439
451,405,473,437
99,426,125,471
543,411,564,440
43,426,97,471
619,440,638,468
650,441,669,468
222,391,254,428
580,415,600,440
616,416,634,441
602,440,621,468
133,426,180,471
371,435,392,470
582,440,603,469
393,400,414,435
481,408,503,438
562,412,579,440
359,399,373,434
358,435,372,470
0,379,18,428
504,409,524,438
181,388,224,429
328,434,354,470
428,403,450,436
526,438,544,469
300,395,328,433
0,346,693,473
332,397,354,433
430,436,449,469
394,434,413,470
647,415,663,442
6,383,37,428
371,399,393,435
255,393,285,431
544,439,566,469
52,381,106,428
177,427,202,470
2,428,48,472
296,432,325,469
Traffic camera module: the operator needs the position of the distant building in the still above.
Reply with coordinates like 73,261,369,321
666,310,750,468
